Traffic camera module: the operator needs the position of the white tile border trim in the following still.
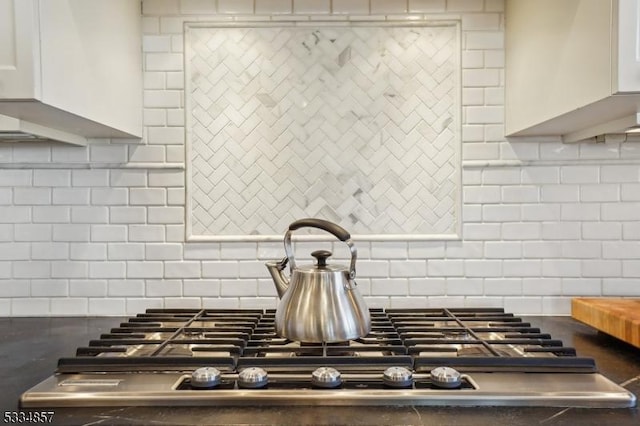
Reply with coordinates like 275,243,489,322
184,19,462,243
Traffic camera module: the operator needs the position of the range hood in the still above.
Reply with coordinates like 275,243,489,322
505,0,640,143
0,114,87,146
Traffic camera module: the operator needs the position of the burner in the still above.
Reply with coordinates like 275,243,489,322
238,367,268,389
430,366,462,389
190,367,221,388
311,367,342,388
382,366,413,388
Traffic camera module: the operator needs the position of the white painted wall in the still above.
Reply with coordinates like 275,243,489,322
1,0,639,316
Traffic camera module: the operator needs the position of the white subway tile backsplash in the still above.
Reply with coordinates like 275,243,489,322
503,297,542,315
602,202,640,221
51,146,89,163
540,185,580,203
31,279,68,297
72,170,109,187
445,241,483,258
371,279,409,296
427,259,464,276
129,224,165,242
184,279,220,296
561,278,601,296
146,53,184,71
33,206,70,224
447,0,482,12
465,259,502,277
409,278,446,295
148,206,184,224
110,207,147,224
560,203,600,221
15,224,52,242
165,261,201,278
69,280,107,297
89,145,128,163
622,222,640,240
52,224,91,242
482,205,520,222
14,261,50,279
127,261,163,278
0,280,29,297
521,167,560,184
389,260,427,277
146,279,182,296
220,279,257,296
484,278,521,295
13,146,51,163
463,186,501,204
582,260,621,278
0,188,10,205
484,241,521,258
522,278,561,296
446,278,483,295
466,106,503,123
2,3,640,316
332,0,369,14
88,298,126,315
463,69,500,87
465,31,503,50
370,0,407,14
51,261,88,278
51,298,88,315
462,223,501,240
107,280,145,297
52,188,90,205
89,262,127,279
14,188,51,205
11,298,50,316
144,91,182,108
33,170,71,187
146,243,183,260
502,259,541,277
71,206,109,224
0,262,10,278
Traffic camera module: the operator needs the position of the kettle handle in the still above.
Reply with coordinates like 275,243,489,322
284,218,357,279
288,218,351,241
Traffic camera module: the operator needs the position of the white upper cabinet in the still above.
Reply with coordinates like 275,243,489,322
0,0,142,145
505,0,640,142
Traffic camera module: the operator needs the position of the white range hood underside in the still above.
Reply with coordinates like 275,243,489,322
0,113,87,146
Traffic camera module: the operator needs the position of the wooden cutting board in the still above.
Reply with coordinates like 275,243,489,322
571,298,640,349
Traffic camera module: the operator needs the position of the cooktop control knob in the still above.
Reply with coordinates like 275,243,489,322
238,367,269,389
191,366,221,388
383,366,413,388
311,367,342,388
430,366,462,389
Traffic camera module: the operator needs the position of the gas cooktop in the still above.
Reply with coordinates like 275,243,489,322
20,308,636,408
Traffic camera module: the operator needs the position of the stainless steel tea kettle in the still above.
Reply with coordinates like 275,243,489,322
265,218,371,343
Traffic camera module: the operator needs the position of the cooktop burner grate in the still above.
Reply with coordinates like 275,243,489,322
56,307,593,374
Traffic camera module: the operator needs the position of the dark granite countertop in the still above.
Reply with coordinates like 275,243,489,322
1,316,638,425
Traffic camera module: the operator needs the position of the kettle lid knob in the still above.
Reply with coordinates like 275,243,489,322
311,250,332,267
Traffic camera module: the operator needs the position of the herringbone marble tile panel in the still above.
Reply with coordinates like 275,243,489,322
186,24,460,238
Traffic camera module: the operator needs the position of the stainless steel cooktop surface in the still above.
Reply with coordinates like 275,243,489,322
20,308,637,408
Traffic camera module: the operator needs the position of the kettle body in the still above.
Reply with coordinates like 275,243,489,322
265,218,371,343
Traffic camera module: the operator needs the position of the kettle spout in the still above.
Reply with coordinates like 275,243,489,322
266,257,289,298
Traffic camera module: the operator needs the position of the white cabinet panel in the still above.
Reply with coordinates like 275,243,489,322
506,0,640,142
0,0,142,142
0,0,39,99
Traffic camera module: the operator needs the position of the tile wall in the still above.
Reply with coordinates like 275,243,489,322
1,0,639,316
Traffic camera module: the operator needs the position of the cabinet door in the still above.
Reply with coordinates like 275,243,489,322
617,0,640,92
0,0,40,99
